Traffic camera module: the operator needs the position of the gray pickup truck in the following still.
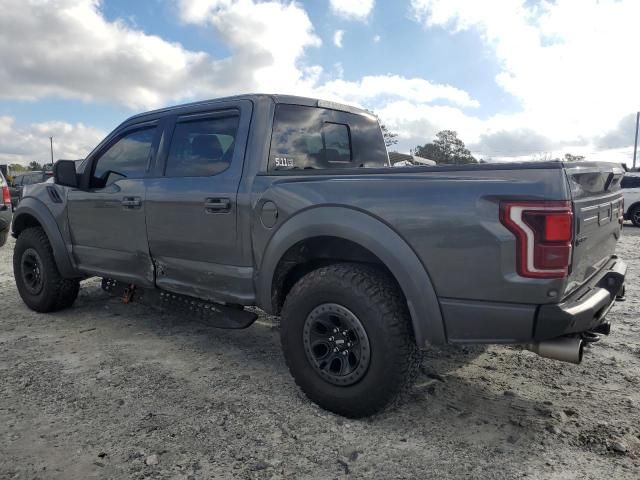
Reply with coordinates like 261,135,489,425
11,94,627,417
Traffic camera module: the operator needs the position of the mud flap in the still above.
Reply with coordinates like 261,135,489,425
101,278,257,329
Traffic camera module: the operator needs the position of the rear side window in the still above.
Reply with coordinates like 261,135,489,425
268,104,388,171
165,115,239,177
621,176,640,189
14,175,23,186
92,127,156,187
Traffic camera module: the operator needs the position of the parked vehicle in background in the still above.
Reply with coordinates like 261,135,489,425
8,170,53,208
622,173,640,227
0,170,12,247
10,94,627,417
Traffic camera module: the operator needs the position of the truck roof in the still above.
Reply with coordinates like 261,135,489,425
125,94,372,124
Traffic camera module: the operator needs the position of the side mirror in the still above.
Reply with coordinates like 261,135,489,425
53,160,79,188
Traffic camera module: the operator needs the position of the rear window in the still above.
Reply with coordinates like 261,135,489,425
621,175,640,189
268,104,388,171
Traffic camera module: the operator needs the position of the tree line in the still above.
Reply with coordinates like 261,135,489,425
6,161,45,173
383,124,586,164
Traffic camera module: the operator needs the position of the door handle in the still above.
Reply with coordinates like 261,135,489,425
204,197,231,213
121,196,142,209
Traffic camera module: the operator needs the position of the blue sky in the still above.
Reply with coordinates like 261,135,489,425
0,0,638,165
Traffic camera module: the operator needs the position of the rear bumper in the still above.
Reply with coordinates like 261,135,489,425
440,256,626,344
534,256,626,340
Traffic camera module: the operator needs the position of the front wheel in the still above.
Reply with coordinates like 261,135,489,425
280,263,421,418
13,227,80,312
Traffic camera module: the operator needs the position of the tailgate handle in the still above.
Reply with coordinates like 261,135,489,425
204,197,231,213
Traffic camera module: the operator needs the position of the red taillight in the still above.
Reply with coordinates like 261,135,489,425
1,185,9,206
500,201,573,279
544,214,572,242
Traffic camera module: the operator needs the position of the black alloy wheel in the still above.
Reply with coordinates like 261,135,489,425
302,303,371,386
20,248,45,295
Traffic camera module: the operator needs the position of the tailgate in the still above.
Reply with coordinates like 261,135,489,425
565,163,625,296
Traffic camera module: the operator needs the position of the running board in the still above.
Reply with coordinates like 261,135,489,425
101,278,257,329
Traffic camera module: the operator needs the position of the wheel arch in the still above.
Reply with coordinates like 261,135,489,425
256,206,446,346
12,198,79,278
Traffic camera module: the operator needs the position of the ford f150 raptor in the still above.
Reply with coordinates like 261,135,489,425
11,94,627,417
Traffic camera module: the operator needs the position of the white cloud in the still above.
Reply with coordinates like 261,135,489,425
0,116,105,166
373,34,381,43
177,0,322,94
0,0,217,109
0,0,322,109
333,30,345,48
316,75,479,109
329,0,374,21
410,0,640,162
0,0,482,164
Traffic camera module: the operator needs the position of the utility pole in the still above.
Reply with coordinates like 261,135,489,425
49,136,54,165
633,112,639,170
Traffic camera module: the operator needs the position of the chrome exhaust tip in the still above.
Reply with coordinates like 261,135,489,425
526,336,584,364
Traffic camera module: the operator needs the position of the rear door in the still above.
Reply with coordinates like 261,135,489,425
67,121,161,286
565,163,625,294
145,101,252,303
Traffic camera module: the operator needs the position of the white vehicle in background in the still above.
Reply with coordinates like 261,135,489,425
622,173,640,227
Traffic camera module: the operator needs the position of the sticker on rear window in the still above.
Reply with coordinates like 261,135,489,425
272,155,297,169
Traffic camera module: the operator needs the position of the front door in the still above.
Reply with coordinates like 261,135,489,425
67,123,160,286
145,103,252,303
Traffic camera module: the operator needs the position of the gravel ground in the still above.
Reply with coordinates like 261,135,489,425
1,228,639,480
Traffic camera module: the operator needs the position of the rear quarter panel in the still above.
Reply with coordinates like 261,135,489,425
251,166,571,306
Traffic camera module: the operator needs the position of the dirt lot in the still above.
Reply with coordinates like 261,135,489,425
1,228,639,480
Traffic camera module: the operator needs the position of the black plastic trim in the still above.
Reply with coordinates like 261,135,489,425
534,257,626,340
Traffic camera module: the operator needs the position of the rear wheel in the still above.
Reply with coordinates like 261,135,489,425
280,263,421,418
630,205,640,227
13,227,80,312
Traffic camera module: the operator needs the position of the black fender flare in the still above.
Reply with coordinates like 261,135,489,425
256,206,446,346
12,198,79,278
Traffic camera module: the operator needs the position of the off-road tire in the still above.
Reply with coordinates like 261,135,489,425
13,227,80,312
280,263,421,418
630,205,640,228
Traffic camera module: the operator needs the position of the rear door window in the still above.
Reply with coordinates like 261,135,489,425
268,104,388,171
165,114,239,177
